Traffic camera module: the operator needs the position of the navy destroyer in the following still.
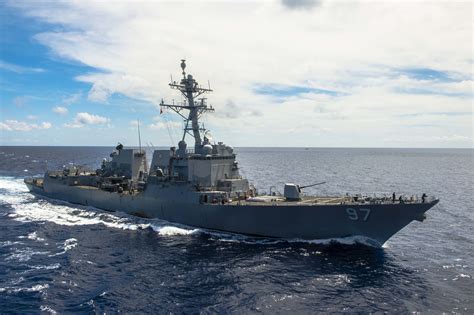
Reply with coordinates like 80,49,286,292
25,60,439,246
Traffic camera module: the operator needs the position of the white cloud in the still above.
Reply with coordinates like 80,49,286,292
383,134,472,146
52,106,68,115
26,115,38,120
0,120,52,131
0,60,44,73
50,93,80,117
75,112,109,124
148,120,182,130
62,92,81,106
214,100,263,119
64,112,110,128
434,134,471,142
41,122,52,129
7,0,473,147
77,73,152,103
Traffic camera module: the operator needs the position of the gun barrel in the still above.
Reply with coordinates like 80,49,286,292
300,181,326,189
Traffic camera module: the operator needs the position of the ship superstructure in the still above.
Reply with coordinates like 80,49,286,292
154,60,250,194
25,60,439,246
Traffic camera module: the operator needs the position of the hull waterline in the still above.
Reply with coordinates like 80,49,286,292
25,181,439,246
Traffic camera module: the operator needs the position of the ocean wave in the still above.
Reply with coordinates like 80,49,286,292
150,225,201,236
5,248,50,263
49,238,78,257
0,240,23,248
40,305,57,314
18,231,45,242
24,263,61,271
0,283,49,294
209,232,382,247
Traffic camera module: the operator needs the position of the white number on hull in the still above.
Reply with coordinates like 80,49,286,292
346,208,358,220
346,208,371,221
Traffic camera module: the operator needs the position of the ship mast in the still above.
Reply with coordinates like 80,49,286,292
159,60,214,153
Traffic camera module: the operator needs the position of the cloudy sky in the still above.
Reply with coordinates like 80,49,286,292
0,0,472,148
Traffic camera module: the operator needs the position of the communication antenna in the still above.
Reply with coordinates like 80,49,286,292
137,118,142,152
160,59,214,153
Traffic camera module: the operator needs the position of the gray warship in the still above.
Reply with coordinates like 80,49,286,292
25,60,439,246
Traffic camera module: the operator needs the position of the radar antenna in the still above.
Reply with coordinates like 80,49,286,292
159,59,214,153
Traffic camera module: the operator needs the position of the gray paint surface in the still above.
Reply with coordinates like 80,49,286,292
25,178,438,246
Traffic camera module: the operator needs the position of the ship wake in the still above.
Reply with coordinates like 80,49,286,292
0,177,200,236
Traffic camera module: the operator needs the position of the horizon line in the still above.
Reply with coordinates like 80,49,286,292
0,145,472,150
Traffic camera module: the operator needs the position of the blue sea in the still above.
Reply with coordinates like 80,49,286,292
0,146,472,313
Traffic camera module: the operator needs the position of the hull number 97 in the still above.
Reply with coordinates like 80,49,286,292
346,208,371,221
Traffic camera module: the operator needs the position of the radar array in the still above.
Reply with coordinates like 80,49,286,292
159,60,214,152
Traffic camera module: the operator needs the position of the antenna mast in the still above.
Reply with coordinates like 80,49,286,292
137,119,142,152
159,59,214,153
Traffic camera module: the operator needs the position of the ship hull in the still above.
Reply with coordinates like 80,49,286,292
25,179,438,246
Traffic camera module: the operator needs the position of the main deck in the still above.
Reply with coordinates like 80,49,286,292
25,177,434,208
227,194,432,206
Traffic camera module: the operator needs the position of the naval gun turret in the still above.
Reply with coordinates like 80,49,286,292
284,182,327,201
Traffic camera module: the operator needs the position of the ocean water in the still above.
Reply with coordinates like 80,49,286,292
0,146,472,313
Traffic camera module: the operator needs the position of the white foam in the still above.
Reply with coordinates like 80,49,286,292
0,178,210,239
0,177,29,194
1,177,201,237
24,263,61,271
151,225,201,236
73,259,96,265
10,276,25,285
63,238,77,251
0,283,49,294
40,305,57,314
210,233,382,248
334,274,351,284
24,283,49,292
18,231,45,242
0,240,23,247
49,238,78,256
5,248,50,262
295,235,382,247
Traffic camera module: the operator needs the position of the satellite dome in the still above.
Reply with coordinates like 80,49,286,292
203,144,213,155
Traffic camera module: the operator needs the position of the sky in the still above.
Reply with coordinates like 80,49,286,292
0,0,472,148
